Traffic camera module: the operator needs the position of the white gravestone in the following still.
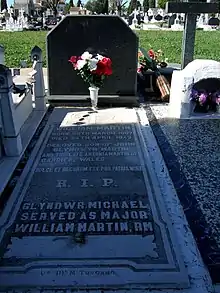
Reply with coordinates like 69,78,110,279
0,65,23,156
30,46,46,111
169,59,220,118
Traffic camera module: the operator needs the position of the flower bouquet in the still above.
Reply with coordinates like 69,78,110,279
190,89,220,113
69,51,112,109
138,49,168,75
138,48,170,102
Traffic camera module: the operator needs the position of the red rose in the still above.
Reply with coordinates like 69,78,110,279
92,57,112,76
69,56,78,64
148,49,155,59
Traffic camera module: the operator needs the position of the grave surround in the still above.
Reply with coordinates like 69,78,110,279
47,15,138,97
0,108,189,290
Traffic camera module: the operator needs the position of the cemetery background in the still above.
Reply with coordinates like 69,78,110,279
1,30,220,68
0,5,220,292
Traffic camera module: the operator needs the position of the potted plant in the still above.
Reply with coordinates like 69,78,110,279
69,51,112,109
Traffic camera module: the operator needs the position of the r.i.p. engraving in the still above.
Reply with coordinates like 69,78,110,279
0,118,189,289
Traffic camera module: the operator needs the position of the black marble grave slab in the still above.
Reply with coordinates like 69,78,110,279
47,15,138,96
145,105,220,283
0,115,188,290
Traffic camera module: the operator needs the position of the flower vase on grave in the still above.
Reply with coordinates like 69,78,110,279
89,85,99,109
69,52,112,109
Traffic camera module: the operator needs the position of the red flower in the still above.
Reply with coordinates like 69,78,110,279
148,49,155,59
93,57,112,76
69,56,78,64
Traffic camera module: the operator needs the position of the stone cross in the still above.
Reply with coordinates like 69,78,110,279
166,1,218,69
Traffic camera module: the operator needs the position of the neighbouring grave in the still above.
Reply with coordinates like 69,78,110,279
47,15,138,99
169,59,220,118
0,108,189,290
166,0,218,69
146,104,220,282
208,17,220,27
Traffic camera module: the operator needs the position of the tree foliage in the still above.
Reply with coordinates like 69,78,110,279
1,0,8,11
41,0,59,15
143,0,149,12
127,0,137,15
157,0,167,9
148,0,155,8
84,0,108,13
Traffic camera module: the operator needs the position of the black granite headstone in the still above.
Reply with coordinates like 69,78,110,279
128,15,133,25
168,14,176,27
47,15,138,96
155,14,163,21
208,17,220,26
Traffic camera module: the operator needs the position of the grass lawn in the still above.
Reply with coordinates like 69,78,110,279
1,30,220,67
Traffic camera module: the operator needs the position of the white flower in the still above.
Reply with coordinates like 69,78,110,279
76,59,87,70
81,51,92,60
88,58,98,71
96,54,104,61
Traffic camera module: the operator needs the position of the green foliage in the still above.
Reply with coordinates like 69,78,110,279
1,30,220,68
84,0,107,13
76,65,106,88
84,0,94,11
1,31,47,67
1,0,7,11
148,0,155,8
143,0,149,12
127,0,137,15
157,0,167,9
64,3,71,14
136,30,220,64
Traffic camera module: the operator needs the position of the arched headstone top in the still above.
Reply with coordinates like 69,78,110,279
31,46,42,62
183,59,220,85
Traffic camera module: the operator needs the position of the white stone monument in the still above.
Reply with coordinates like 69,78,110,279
169,59,220,118
171,14,184,31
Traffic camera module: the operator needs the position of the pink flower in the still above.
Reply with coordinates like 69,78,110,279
69,56,78,64
199,93,207,104
216,97,220,105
